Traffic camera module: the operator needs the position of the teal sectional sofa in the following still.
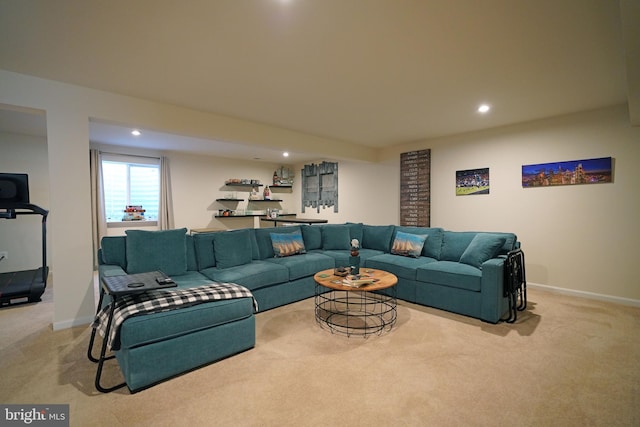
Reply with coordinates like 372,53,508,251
97,223,519,392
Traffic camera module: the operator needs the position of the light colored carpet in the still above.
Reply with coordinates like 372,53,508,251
1,281,639,426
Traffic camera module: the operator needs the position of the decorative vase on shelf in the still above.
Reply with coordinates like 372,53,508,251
263,185,271,200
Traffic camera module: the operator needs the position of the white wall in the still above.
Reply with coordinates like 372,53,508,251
169,151,297,230
291,158,400,225
384,105,640,302
0,132,50,273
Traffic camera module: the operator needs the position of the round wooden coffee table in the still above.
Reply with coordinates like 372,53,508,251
313,268,398,337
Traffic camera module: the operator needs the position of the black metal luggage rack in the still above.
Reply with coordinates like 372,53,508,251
502,248,527,323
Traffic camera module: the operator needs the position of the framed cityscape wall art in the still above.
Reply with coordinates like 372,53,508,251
456,168,489,196
522,157,612,188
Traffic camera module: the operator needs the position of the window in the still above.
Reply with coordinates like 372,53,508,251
101,155,160,224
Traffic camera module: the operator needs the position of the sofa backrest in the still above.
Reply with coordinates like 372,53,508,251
100,225,519,273
441,230,518,263
99,228,198,276
100,236,127,269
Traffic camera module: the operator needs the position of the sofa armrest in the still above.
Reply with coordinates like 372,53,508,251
480,258,508,323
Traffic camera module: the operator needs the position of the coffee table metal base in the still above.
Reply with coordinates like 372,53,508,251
314,284,397,337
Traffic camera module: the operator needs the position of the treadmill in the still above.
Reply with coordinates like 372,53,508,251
0,173,49,305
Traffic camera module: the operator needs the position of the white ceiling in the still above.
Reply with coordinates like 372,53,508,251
0,0,638,162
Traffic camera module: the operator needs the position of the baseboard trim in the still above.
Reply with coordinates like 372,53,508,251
528,282,640,308
53,315,94,331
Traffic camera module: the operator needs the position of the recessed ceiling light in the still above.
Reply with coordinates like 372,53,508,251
477,104,491,114
131,129,141,136
283,152,289,157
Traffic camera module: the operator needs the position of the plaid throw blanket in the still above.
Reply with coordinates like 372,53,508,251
92,282,257,351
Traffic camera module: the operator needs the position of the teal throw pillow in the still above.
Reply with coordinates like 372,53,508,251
125,228,188,276
271,230,307,257
214,229,253,269
459,234,507,268
300,225,322,250
362,225,395,251
391,231,428,258
321,225,351,250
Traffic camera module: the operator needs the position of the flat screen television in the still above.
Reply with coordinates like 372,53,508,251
0,173,30,204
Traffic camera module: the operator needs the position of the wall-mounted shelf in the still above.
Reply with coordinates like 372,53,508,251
224,183,263,188
270,185,292,189
216,181,287,220
215,213,295,218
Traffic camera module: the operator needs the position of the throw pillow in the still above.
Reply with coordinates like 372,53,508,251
271,230,307,257
214,229,253,269
125,228,188,276
459,234,507,268
391,231,428,258
300,225,322,250
321,225,351,250
362,225,395,251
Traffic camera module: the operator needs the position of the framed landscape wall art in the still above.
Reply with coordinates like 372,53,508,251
522,157,612,188
456,168,490,196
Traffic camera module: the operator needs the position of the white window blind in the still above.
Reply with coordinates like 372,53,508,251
101,154,160,222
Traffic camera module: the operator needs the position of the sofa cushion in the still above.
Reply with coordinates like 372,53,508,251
362,225,395,252
171,270,218,288
125,228,188,276
186,235,198,271
118,296,255,349
394,226,444,259
440,231,478,261
300,225,322,250
249,229,261,260
459,234,507,268
391,231,428,258
100,236,127,269
346,222,364,243
416,261,482,292
271,230,306,257
366,253,437,280
266,252,335,281
321,224,351,250
193,232,217,269
200,261,289,291
214,229,253,269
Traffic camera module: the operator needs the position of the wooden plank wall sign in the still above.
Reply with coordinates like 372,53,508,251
400,149,430,227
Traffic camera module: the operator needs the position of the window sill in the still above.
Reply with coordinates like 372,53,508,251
107,220,158,228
